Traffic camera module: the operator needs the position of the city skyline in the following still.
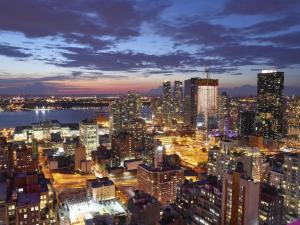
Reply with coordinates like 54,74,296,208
0,0,300,95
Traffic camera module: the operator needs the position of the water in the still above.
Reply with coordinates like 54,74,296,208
0,110,100,129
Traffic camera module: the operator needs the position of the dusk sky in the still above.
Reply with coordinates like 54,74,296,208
0,0,300,95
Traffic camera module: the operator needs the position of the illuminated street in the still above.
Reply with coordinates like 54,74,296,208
166,136,209,168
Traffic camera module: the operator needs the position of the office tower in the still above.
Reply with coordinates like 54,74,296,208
287,97,300,146
173,81,183,122
10,143,38,173
197,78,219,131
257,70,284,140
207,146,219,177
127,190,161,225
163,81,172,125
239,111,256,136
79,119,99,159
137,164,184,205
151,97,163,125
221,166,260,225
154,145,166,168
86,177,116,201
174,177,222,225
109,99,125,135
259,184,284,225
283,153,300,222
127,91,141,122
111,132,133,160
62,138,77,156
208,140,262,183
128,118,146,153
269,168,283,190
218,92,230,135
184,78,199,127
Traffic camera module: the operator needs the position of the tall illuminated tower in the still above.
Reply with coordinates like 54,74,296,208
257,70,284,140
173,80,183,122
218,92,230,135
126,91,141,122
163,81,172,125
183,77,199,127
79,119,99,159
197,73,218,137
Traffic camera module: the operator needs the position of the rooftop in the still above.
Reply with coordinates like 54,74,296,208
17,192,40,207
89,177,114,188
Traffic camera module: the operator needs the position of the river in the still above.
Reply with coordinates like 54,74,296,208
0,109,100,129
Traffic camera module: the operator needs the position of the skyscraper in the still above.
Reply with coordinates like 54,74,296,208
197,78,218,135
283,153,300,222
109,99,125,135
218,92,230,135
173,81,183,122
239,111,256,136
126,91,141,122
79,119,99,159
184,77,199,127
163,81,172,125
137,164,184,205
257,70,284,140
287,97,300,145
221,166,260,225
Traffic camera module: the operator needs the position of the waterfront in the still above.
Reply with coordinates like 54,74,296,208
0,107,151,129
0,109,100,128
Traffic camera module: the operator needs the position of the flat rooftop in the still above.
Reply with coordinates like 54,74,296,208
65,199,126,224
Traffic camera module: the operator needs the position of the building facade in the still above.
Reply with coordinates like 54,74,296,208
257,70,284,140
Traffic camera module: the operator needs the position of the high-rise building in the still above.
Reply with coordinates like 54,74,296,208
151,97,163,125
257,70,284,140
10,143,38,173
137,164,184,205
184,78,199,127
286,97,300,146
163,81,172,125
208,140,262,183
239,111,256,136
128,118,146,153
127,91,141,122
127,190,161,225
174,177,222,225
218,92,230,135
173,81,183,122
259,184,284,225
282,153,300,222
87,177,116,201
221,166,260,225
109,99,125,135
197,78,218,130
112,132,133,160
79,119,99,159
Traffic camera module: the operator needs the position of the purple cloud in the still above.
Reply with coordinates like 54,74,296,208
222,0,300,15
0,44,31,58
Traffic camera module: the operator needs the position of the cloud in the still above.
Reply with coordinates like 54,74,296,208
54,47,195,71
158,18,242,46
0,0,171,48
256,31,300,48
203,44,300,68
0,44,31,58
222,0,300,15
244,15,300,35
